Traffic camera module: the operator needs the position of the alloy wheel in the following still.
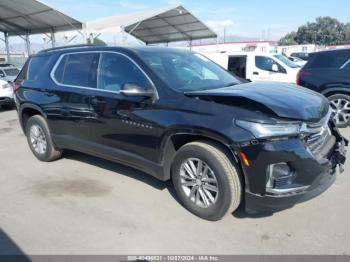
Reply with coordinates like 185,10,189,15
180,158,219,208
29,124,47,154
330,98,350,126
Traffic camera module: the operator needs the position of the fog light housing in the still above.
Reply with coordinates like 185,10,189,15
266,163,297,194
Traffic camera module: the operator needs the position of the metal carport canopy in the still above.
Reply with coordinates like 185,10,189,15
87,5,217,44
0,0,82,36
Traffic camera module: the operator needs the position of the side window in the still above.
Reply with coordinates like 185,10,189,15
15,59,29,84
97,53,152,92
255,56,286,73
28,55,52,81
54,53,99,88
308,52,350,69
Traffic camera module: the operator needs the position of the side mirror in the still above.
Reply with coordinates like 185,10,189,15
0,73,5,78
271,64,279,72
120,83,154,98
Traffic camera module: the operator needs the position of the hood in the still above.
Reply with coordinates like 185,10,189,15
185,82,329,122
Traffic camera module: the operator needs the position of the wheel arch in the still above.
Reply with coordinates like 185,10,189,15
321,87,350,97
19,103,46,133
160,131,247,186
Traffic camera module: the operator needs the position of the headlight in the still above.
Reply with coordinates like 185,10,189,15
236,120,300,138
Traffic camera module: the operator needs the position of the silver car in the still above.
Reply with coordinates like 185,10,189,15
0,79,15,110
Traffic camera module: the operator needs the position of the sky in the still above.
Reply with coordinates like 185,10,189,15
2,0,350,51
43,0,350,40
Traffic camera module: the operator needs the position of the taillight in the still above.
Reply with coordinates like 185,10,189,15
296,70,311,86
11,82,20,92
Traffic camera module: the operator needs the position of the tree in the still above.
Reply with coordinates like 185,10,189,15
87,37,106,45
278,31,298,45
279,17,350,46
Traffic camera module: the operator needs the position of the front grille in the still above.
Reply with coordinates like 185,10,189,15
305,121,335,159
274,176,293,188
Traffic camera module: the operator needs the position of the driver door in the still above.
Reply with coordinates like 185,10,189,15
253,56,286,82
86,52,160,163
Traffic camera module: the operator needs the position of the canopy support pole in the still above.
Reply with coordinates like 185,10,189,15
4,33,10,62
25,33,31,56
51,29,56,47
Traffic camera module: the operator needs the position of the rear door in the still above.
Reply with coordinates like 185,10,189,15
49,52,99,141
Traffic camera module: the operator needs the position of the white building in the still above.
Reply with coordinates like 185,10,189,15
276,44,319,56
189,40,277,54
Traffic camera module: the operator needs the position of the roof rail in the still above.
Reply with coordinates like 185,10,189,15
38,44,107,54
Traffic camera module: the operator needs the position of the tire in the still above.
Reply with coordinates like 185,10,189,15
171,141,242,221
328,94,350,128
2,103,14,110
25,115,62,162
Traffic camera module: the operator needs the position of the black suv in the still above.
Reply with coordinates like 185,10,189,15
297,49,350,127
14,45,347,221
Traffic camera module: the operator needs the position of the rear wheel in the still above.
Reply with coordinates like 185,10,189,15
171,141,242,221
26,115,62,162
329,94,350,128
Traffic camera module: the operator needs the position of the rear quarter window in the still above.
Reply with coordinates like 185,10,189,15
15,59,29,84
307,51,350,69
28,55,52,80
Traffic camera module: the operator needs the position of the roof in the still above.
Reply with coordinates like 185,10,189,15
0,0,83,36
86,5,217,44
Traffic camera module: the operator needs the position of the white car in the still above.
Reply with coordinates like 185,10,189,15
0,79,15,110
203,52,300,83
289,56,307,67
0,63,20,82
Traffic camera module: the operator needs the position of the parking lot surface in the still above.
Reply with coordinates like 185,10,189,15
0,109,350,255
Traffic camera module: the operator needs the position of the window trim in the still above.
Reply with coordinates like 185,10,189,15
340,58,350,70
50,51,159,99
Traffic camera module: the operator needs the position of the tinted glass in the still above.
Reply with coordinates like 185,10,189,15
307,51,350,69
141,51,241,92
28,55,51,80
4,68,20,76
15,59,29,84
98,53,152,92
54,53,99,88
255,56,285,73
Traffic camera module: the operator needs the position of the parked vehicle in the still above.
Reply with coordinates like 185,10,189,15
297,49,350,127
290,52,309,61
0,79,15,110
205,52,300,83
14,46,347,220
0,63,20,82
288,56,307,67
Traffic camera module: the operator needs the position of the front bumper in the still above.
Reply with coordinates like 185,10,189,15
237,123,347,213
0,96,14,106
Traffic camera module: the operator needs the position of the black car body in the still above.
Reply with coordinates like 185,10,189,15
14,45,348,220
297,49,350,127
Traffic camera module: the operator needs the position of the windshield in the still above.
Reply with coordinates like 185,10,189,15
4,68,20,76
274,54,300,68
140,51,241,92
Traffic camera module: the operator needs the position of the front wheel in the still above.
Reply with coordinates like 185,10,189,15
329,94,350,128
171,141,242,221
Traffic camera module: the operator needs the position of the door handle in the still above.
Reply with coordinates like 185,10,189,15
253,72,259,75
